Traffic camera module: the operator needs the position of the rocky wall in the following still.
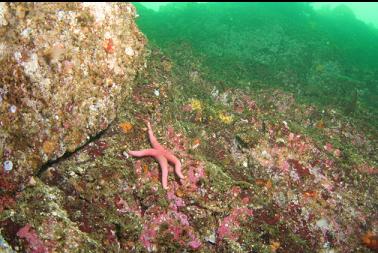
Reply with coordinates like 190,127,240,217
0,2,145,192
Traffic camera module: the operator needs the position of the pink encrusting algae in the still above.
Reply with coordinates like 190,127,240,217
16,224,48,253
217,207,254,241
133,124,205,250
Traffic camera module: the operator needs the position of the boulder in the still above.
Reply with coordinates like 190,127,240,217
0,3,145,190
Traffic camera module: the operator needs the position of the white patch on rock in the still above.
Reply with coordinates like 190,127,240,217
82,2,112,23
0,2,8,26
104,31,112,39
14,51,22,62
261,150,271,160
0,43,6,60
56,10,65,21
211,86,219,98
205,232,216,244
89,103,99,112
242,160,248,168
316,218,329,231
125,46,134,56
9,105,17,113
106,56,117,71
3,160,13,171
55,10,77,25
289,169,300,182
126,6,132,14
21,28,32,38
21,53,39,77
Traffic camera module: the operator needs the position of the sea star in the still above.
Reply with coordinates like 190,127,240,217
128,121,185,189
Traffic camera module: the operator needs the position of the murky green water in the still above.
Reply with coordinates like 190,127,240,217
134,2,378,129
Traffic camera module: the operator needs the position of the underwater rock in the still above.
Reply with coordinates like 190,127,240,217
0,3,145,189
235,130,260,149
1,178,101,252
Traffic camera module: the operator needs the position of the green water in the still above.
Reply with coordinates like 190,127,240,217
134,2,378,130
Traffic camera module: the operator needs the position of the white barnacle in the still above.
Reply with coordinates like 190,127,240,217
104,31,112,39
56,10,65,21
9,105,17,113
125,46,134,56
3,160,13,171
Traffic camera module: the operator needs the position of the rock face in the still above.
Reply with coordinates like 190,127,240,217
0,3,145,189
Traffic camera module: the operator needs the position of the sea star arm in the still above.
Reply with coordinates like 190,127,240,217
164,152,185,179
146,121,185,180
146,121,165,151
174,160,185,180
128,121,185,189
128,149,159,157
129,149,169,189
155,155,169,189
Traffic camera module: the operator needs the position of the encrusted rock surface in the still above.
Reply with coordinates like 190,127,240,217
0,3,145,190
1,47,375,252
0,3,376,252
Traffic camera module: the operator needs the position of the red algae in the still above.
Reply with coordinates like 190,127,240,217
17,224,48,253
217,207,253,241
103,38,115,54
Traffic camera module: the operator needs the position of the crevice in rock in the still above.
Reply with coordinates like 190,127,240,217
36,125,111,177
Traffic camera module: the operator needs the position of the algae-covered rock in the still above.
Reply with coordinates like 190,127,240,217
0,3,145,189
235,129,261,149
1,178,101,252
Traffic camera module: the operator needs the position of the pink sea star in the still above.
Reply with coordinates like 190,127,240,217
128,121,185,189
